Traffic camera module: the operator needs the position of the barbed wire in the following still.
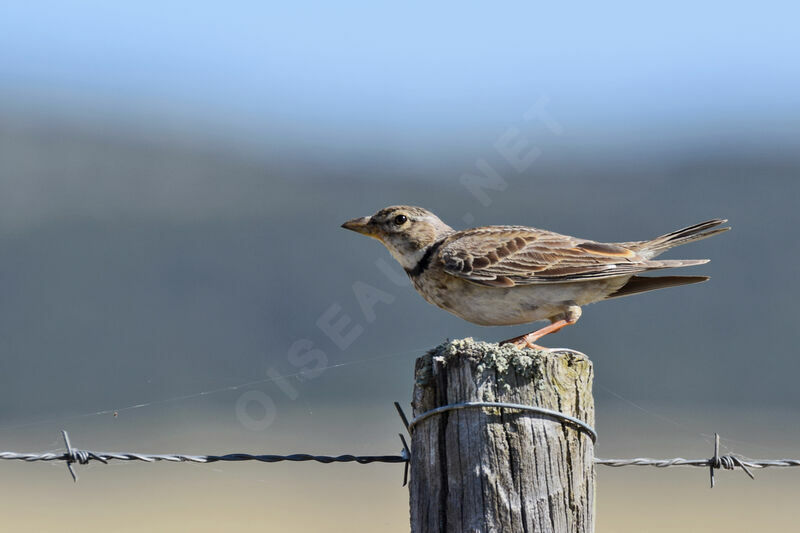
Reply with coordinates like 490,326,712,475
595,457,800,469
2,409,799,489
0,431,411,482
3,430,798,488
595,433,800,487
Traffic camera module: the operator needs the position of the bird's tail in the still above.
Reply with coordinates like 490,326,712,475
628,219,730,259
604,275,709,300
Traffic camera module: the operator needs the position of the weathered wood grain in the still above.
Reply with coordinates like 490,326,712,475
409,338,595,533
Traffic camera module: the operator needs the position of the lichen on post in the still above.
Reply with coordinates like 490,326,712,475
409,338,595,533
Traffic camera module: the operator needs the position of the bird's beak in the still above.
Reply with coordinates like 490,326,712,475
341,216,379,239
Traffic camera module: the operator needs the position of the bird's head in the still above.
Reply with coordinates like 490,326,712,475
341,206,454,270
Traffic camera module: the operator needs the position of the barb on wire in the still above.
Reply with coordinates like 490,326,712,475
394,401,410,434
393,402,412,486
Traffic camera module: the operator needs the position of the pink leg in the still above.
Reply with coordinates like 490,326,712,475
501,318,577,350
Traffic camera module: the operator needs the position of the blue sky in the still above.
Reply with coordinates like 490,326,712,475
1,1,798,148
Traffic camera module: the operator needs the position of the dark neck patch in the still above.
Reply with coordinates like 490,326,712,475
405,238,445,278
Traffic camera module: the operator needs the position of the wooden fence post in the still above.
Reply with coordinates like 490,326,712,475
408,338,595,533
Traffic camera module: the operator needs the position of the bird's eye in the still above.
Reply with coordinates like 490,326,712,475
393,214,408,226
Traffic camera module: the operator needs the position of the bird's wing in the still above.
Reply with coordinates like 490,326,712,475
436,226,651,287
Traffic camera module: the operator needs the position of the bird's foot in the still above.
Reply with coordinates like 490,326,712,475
502,333,548,350
500,318,577,351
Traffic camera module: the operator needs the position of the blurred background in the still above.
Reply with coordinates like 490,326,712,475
1,1,799,531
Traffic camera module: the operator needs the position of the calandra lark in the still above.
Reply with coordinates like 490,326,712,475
342,206,728,348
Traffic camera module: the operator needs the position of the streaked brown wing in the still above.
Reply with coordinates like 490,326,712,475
437,226,649,286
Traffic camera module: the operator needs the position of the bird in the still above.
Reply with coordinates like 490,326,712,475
341,206,729,349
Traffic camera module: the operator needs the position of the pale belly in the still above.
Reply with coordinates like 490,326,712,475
412,273,630,326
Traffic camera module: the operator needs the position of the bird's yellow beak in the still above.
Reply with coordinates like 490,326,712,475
341,216,380,239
